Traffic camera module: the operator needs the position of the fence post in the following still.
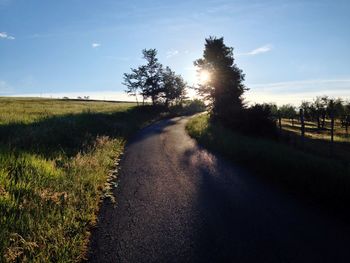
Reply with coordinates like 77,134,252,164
330,114,334,143
300,109,305,146
346,116,349,134
278,110,282,132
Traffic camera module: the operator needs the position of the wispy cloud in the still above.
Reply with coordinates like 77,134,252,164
92,43,101,48
250,79,350,92
0,32,15,40
239,44,273,56
166,49,179,58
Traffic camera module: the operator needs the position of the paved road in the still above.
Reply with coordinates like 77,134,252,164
88,116,350,263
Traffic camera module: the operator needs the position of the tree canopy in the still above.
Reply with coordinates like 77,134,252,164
194,36,247,127
123,49,187,106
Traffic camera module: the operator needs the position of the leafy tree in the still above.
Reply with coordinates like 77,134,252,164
244,104,277,136
194,36,247,127
279,104,297,119
320,96,329,128
267,103,278,117
306,96,329,129
162,66,187,107
123,49,163,105
123,68,142,105
278,104,297,126
141,49,164,105
300,101,312,120
327,98,344,119
124,49,187,107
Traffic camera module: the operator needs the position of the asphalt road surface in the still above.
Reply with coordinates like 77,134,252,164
88,116,350,263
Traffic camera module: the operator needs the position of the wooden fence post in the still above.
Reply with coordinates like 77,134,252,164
278,110,282,132
330,112,335,157
300,109,305,146
330,114,334,144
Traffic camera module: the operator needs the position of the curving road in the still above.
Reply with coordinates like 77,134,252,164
88,116,350,263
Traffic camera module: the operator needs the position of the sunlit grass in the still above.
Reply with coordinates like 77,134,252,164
0,98,161,262
281,118,350,142
0,97,134,125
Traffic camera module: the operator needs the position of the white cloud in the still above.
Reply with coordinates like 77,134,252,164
0,32,15,40
92,43,101,48
239,44,272,56
166,49,179,58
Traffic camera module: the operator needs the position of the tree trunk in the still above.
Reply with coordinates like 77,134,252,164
322,113,326,128
135,93,139,106
317,116,321,130
278,116,282,131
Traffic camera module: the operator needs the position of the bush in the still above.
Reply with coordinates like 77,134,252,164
214,103,277,137
169,99,206,116
242,104,277,136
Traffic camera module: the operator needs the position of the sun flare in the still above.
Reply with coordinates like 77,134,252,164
199,70,210,84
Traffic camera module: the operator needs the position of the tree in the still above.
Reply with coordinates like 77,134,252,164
123,49,163,105
141,49,164,105
123,68,142,105
194,37,247,127
279,104,297,126
162,66,187,107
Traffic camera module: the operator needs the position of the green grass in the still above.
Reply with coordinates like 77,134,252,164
280,118,350,163
186,114,350,209
0,98,163,262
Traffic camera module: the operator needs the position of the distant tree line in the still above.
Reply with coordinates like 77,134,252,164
266,96,350,132
123,49,187,106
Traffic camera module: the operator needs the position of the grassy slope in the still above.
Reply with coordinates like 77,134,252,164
186,114,350,210
0,98,162,262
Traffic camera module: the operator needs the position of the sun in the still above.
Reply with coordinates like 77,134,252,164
199,70,210,84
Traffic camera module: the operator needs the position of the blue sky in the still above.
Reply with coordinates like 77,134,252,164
1,0,350,105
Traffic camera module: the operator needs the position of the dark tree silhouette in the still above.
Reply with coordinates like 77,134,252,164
123,68,142,105
194,36,247,127
162,66,187,107
124,49,163,105
124,49,187,107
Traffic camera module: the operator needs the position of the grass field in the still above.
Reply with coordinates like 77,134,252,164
0,98,163,262
186,114,350,212
280,118,350,163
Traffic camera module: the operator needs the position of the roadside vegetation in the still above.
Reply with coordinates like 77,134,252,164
0,98,166,262
187,37,350,212
186,114,350,207
0,96,204,262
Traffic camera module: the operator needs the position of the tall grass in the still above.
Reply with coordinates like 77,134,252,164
0,98,162,262
186,114,350,209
